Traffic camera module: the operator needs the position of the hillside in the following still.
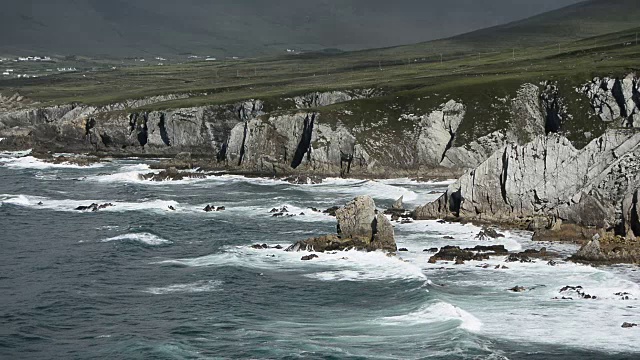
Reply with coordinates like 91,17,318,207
0,0,581,58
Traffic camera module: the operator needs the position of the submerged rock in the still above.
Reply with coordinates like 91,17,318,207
301,254,319,261
75,203,114,212
141,167,206,182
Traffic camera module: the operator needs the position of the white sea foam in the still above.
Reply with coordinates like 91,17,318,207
101,233,172,246
378,302,482,332
144,280,222,294
0,194,180,214
302,178,421,202
89,164,212,185
0,155,104,169
0,148,32,157
158,246,428,282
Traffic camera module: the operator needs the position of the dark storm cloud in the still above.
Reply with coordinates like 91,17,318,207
0,0,585,56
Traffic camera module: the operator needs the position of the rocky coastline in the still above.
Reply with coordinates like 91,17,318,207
3,74,640,265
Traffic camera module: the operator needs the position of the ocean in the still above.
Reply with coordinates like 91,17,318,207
1,151,638,359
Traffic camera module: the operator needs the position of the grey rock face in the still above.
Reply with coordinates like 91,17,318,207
415,129,640,232
574,238,604,261
287,195,396,253
415,100,466,167
292,89,380,109
336,196,377,239
392,196,404,210
580,74,640,127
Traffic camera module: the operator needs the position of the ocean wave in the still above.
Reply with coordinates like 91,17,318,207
144,280,222,294
0,155,104,169
101,233,172,246
89,164,212,185
158,245,428,282
301,178,420,202
0,194,180,214
0,148,32,158
378,302,482,332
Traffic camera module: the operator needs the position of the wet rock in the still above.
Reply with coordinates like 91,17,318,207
323,206,340,217
204,205,215,212
509,286,526,292
251,244,269,249
400,218,413,224
475,226,504,240
282,175,323,185
443,236,455,240
507,253,532,263
75,203,114,212
398,248,409,252
559,285,597,300
287,196,396,253
466,245,509,255
621,322,638,328
141,167,206,182
301,254,319,261
424,248,439,252
547,260,557,266
573,236,605,261
168,205,176,211
455,258,465,265
428,246,489,263
216,206,226,211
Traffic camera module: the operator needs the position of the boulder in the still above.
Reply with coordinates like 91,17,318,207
392,196,404,210
287,196,396,253
573,237,605,261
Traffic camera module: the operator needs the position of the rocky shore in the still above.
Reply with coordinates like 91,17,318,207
413,128,640,265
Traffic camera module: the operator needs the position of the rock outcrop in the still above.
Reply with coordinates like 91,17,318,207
415,129,640,225
580,74,640,127
415,128,640,262
3,74,639,177
286,195,396,252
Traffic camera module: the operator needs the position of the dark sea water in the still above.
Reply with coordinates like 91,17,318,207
1,151,639,359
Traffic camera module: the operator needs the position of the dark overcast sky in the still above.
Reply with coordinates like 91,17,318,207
0,0,587,56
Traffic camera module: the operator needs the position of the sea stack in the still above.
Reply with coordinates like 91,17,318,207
286,195,396,253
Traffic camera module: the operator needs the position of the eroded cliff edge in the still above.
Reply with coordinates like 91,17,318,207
1,74,639,178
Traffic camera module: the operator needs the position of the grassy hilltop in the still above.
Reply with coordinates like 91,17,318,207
0,0,639,152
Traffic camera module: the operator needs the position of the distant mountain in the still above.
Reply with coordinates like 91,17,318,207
452,0,640,47
0,0,582,58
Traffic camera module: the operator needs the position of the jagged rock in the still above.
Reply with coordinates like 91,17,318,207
475,226,504,240
141,167,206,182
573,237,605,261
282,175,323,184
428,246,490,263
414,100,466,167
392,196,404,210
509,286,527,292
580,74,640,127
414,130,640,258
75,203,114,212
323,206,340,216
286,196,396,253
301,254,319,261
